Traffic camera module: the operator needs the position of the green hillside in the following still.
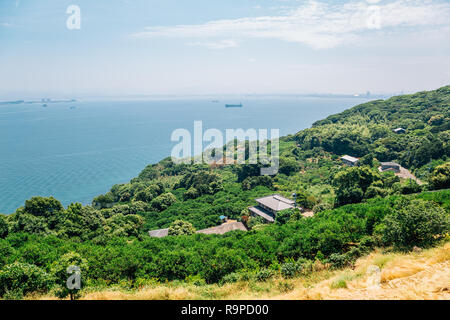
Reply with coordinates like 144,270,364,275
0,86,449,299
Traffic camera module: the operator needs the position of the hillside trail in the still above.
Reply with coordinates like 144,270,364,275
320,261,449,300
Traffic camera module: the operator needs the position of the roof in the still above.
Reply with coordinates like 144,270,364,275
249,206,275,222
149,222,247,238
394,128,405,132
219,215,227,220
197,221,247,235
148,228,169,238
254,194,295,212
341,155,359,163
381,162,400,167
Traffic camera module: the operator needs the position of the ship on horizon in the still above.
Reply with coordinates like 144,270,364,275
225,103,243,108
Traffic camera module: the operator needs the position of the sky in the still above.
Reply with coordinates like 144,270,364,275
0,0,449,99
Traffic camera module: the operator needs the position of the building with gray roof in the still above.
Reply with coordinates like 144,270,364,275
148,228,169,238
248,194,297,223
341,155,359,167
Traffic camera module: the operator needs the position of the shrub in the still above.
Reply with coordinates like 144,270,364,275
50,252,88,300
382,200,450,250
24,196,64,217
393,180,421,195
92,193,114,209
0,215,8,239
241,176,273,191
429,162,450,190
281,262,300,279
0,240,13,268
279,158,300,176
275,209,295,225
247,216,265,229
330,276,348,289
327,253,351,269
151,193,177,212
168,220,196,236
185,274,206,286
359,235,375,250
313,202,333,214
277,280,294,293
0,263,53,299
183,187,199,200
178,171,223,198
255,269,275,282
365,186,388,199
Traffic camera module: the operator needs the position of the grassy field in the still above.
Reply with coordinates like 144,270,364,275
31,242,449,300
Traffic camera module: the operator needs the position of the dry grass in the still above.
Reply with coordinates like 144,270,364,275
32,242,449,300
274,242,450,300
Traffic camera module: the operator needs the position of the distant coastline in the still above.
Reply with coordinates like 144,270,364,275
0,98,76,106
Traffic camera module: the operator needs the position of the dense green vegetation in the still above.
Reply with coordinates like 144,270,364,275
0,86,449,299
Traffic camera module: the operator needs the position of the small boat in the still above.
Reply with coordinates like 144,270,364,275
70,106,76,109
42,104,47,107
225,103,243,108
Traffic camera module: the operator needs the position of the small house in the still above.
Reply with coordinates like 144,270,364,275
380,162,401,173
149,221,247,238
341,155,359,167
148,228,169,238
248,194,296,223
393,128,406,134
197,221,247,235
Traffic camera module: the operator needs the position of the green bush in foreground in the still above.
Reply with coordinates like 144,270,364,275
0,262,53,299
382,200,450,250
51,252,89,300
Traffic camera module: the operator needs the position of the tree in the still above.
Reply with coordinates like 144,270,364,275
429,162,450,190
279,158,300,176
313,202,333,214
151,193,177,211
184,187,199,200
295,190,317,209
335,187,364,206
358,153,374,167
61,204,105,239
51,252,88,300
276,208,302,225
235,164,264,182
428,114,444,126
0,215,8,238
0,240,12,268
333,167,380,206
382,200,449,250
0,262,53,299
24,196,64,217
246,216,265,229
241,176,273,191
364,186,388,199
178,171,223,197
92,193,114,209
393,180,421,195
168,220,196,236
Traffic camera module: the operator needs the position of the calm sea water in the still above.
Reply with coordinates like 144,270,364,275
0,97,369,213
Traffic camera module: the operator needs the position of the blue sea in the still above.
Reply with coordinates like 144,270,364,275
0,97,370,213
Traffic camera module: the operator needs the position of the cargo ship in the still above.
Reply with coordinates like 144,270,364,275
225,103,243,108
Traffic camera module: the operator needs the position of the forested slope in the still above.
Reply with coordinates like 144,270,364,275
0,86,449,299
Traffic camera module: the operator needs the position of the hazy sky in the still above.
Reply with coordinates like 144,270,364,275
0,0,449,98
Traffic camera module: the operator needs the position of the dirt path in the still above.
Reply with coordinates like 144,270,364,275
397,166,424,185
319,261,449,300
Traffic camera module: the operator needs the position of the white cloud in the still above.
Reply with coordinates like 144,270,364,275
188,39,239,49
131,0,450,49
